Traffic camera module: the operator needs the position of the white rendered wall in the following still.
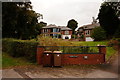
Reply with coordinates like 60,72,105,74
85,37,94,41
62,35,71,39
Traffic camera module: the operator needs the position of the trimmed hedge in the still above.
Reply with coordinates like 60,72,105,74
2,38,39,62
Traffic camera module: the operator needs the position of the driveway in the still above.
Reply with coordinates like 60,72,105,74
1,52,119,79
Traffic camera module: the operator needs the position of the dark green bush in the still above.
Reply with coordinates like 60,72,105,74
2,38,39,62
91,27,106,41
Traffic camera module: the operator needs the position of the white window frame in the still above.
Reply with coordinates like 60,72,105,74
65,31,69,35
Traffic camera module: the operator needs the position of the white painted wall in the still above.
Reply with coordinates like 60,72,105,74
62,35,71,39
85,37,94,41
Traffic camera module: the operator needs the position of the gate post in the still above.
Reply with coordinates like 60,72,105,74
98,45,106,54
37,46,44,64
98,45,106,63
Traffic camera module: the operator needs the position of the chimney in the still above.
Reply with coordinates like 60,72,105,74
92,17,97,24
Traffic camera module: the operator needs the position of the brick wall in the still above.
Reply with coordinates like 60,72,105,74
37,46,106,65
61,54,105,65
37,47,44,65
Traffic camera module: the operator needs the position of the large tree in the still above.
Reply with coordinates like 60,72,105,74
67,19,78,34
2,2,42,39
98,2,120,38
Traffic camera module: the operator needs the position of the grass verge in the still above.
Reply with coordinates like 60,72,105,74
2,52,35,68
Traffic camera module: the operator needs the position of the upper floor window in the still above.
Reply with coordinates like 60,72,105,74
53,28,60,32
53,28,57,32
85,30,90,35
65,31,69,35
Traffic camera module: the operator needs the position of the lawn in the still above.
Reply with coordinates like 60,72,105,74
71,41,116,60
2,52,35,68
38,36,117,60
71,41,108,46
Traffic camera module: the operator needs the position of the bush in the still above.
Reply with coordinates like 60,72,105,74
2,38,39,62
107,38,120,50
91,27,106,41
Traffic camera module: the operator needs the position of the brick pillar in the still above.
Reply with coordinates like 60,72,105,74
37,47,44,65
98,45,106,54
98,45,106,62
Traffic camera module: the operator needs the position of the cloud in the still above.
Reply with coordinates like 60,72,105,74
31,0,102,27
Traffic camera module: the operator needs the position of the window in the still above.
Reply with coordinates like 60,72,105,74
88,30,90,35
85,30,90,35
53,28,57,32
65,31,69,35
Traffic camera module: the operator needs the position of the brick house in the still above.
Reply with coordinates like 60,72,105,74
77,17,100,41
60,26,72,39
41,24,72,39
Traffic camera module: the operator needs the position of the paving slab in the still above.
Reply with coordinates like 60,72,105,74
85,70,118,78
2,69,23,78
25,69,118,78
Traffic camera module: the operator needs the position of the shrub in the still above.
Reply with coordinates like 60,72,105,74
37,35,82,47
91,27,106,41
107,38,120,50
2,38,39,62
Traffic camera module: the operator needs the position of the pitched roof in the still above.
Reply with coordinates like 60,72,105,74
79,23,100,30
42,24,59,28
59,26,72,30
42,25,72,30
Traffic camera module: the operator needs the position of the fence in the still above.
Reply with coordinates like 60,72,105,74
37,46,106,65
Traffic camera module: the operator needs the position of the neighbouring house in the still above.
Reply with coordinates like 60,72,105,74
60,26,72,39
41,24,72,39
77,17,100,41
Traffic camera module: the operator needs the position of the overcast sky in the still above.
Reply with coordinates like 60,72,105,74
31,0,103,28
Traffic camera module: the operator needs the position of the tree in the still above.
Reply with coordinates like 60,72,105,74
67,19,78,34
2,2,42,39
98,2,120,38
91,27,106,41
36,21,47,34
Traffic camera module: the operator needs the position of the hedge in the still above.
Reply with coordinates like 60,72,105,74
2,38,39,62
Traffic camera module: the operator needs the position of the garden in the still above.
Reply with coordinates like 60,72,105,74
2,36,119,68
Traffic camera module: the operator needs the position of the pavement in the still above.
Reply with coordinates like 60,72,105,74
2,69,23,78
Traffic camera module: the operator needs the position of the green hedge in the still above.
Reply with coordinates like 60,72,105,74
2,38,39,62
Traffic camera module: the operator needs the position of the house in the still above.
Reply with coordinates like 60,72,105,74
60,26,72,39
41,24,72,39
77,17,100,41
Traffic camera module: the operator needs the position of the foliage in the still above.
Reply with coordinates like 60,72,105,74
2,38,39,62
114,24,120,38
107,38,120,50
38,36,116,60
38,35,82,46
80,34,84,39
98,2,120,38
36,21,47,34
67,19,78,34
2,2,43,39
71,35,77,39
62,46,98,53
91,27,106,41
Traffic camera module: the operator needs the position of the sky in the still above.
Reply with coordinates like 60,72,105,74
31,0,103,29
